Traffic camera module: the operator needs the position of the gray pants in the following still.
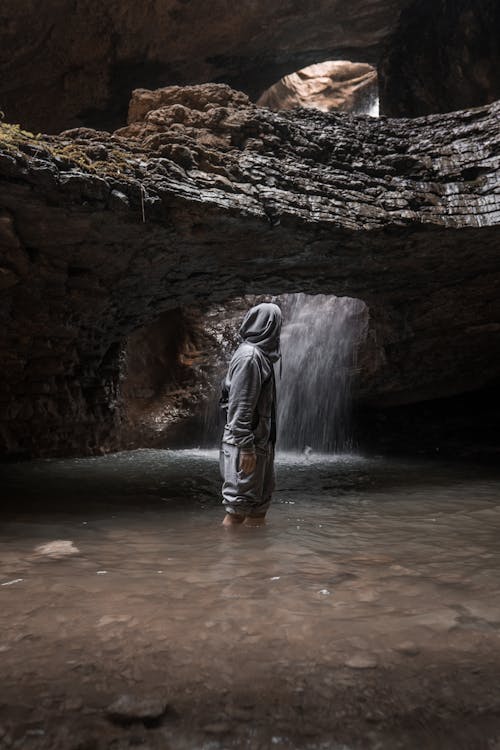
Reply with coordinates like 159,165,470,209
220,443,275,517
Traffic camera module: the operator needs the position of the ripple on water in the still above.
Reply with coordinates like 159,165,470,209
1,450,500,667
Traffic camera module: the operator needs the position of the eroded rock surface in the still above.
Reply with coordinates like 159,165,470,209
0,83,499,457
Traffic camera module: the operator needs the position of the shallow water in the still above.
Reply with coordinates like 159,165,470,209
1,450,500,748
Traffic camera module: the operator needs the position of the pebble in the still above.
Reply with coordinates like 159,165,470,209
225,705,253,720
33,540,79,558
395,641,420,656
97,614,133,627
356,589,379,602
345,654,378,669
203,721,231,734
64,697,84,711
106,694,169,726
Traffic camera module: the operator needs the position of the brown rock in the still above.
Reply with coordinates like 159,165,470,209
203,722,231,734
106,694,170,726
345,654,378,669
394,641,420,656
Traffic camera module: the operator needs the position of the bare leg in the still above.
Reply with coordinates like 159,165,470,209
222,512,245,527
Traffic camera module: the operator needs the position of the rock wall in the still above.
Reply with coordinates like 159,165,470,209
0,84,499,457
121,305,241,450
380,0,500,117
357,382,500,460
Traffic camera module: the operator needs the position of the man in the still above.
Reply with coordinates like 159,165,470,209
219,302,282,527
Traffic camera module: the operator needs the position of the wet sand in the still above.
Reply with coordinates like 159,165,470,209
1,450,500,749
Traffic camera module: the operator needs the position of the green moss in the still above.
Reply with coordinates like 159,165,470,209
0,122,41,151
0,122,143,182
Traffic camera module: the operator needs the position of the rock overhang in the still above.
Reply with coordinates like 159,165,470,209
0,83,499,456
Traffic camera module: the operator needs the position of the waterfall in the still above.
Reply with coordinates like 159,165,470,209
366,95,380,117
200,293,368,453
276,294,367,454
353,91,379,117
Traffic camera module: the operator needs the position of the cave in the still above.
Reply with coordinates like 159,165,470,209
1,80,498,459
1,1,500,748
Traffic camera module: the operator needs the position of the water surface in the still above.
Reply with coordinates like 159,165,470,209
1,450,500,748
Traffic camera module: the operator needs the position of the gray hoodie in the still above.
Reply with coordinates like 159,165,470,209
222,303,282,452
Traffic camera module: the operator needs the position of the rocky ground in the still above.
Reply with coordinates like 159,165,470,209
2,658,500,749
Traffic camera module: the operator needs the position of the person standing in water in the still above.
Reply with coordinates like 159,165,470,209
219,302,282,527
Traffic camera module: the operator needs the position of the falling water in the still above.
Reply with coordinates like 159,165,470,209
200,294,368,452
353,86,380,117
276,294,368,453
366,95,380,117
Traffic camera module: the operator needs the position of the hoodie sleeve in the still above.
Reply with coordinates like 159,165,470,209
226,352,262,450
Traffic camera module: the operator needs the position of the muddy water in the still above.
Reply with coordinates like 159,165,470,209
1,450,500,749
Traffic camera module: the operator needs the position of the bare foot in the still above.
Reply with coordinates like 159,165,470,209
222,513,245,527
243,514,267,527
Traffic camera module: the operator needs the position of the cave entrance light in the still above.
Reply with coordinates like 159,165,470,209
257,60,379,116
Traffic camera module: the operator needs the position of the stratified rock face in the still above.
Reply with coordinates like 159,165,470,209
0,83,499,457
0,0,410,132
380,0,500,117
257,61,378,114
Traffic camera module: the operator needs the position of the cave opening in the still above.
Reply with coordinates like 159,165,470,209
120,293,370,457
256,59,379,116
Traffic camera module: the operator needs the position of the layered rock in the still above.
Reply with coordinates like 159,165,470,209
0,83,499,457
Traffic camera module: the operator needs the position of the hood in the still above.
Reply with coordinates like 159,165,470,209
239,302,282,363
